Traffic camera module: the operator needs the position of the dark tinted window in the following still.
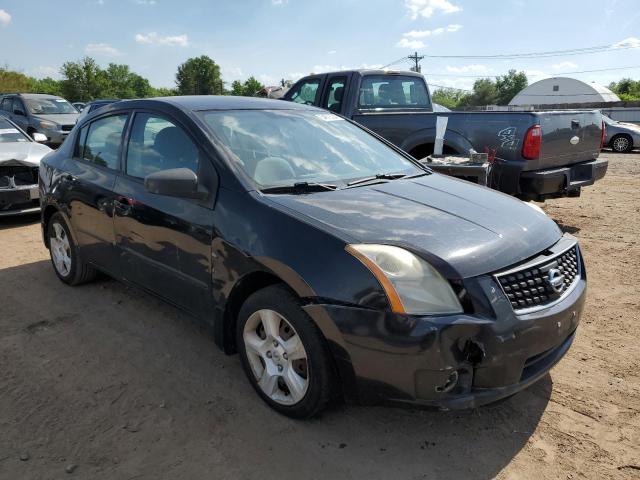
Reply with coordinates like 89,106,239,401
288,78,321,105
125,113,199,179
358,75,430,110
79,114,127,169
324,77,346,113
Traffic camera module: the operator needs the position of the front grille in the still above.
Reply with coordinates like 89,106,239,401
0,165,38,188
61,124,74,132
496,245,581,312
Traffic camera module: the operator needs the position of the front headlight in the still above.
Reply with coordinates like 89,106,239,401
39,120,57,130
345,244,463,315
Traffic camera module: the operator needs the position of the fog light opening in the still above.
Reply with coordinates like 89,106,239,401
463,339,486,365
435,370,459,394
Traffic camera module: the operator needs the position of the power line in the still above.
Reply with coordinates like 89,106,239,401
422,64,640,79
417,43,639,59
408,51,425,72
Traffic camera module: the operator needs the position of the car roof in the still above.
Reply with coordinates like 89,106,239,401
9,93,65,99
299,69,424,78
146,95,317,111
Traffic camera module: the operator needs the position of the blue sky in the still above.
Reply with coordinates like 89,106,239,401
0,0,639,90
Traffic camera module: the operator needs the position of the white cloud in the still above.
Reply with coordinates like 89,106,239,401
445,64,490,73
328,50,337,55
222,66,244,80
85,42,121,56
551,61,577,71
135,32,189,46
397,38,425,49
133,0,156,4
259,74,277,85
614,37,640,48
272,0,287,4
0,9,11,26
523,69,548,79
404,0,461,19
32,66,60,78
361,63,384,69
403,24,462,38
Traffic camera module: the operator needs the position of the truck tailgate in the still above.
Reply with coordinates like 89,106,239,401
524,110,602,171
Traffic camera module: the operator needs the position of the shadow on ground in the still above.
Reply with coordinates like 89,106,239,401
0,212,40,231
0,260,551,480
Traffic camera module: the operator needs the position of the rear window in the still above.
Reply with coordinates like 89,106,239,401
358,75,430,110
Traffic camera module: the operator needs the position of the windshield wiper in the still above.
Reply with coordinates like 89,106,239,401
260,182,338,194
346,172,408,187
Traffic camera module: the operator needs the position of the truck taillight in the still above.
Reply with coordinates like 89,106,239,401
522,125,542,160
600,120,606,149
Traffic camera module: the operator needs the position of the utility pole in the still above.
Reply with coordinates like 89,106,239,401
408,51,424,73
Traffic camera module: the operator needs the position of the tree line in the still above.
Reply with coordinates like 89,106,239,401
432,70,640,109
0,55,267,102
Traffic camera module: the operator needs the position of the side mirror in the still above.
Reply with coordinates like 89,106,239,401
32,132,48,143
13,109,25,116
144,168,205,199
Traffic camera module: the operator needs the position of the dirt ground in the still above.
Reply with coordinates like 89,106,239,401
0,151,638,480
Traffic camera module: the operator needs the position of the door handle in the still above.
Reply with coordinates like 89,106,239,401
63,174,76,182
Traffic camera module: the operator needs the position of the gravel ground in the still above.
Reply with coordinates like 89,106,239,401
0,151,638,480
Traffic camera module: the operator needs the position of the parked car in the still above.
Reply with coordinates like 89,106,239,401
282,70,608,201
72,102,86,112
602,114,640,153
76,99,120,123
40,96,585,418
0,116,52,215
0,93,79,146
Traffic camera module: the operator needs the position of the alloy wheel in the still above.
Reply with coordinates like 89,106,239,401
613,136,630,152
242,309,309,405
50,222,72,277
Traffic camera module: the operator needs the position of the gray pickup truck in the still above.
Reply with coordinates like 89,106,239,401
282,70,608,201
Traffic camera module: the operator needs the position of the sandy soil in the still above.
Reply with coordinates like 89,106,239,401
0,151,638,480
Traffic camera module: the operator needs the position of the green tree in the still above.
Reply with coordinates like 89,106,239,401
242,76,264,96
30,77,63,96
60,57,108,101
0,67,32,92
175,55,224,95
230,80,245,96
495,69,528,105
431,88,469,110
609,78,640,101
463,78,499,106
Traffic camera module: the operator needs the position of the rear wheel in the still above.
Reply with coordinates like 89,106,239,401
47,212,97,285
611,134,633,153
236,285,335,418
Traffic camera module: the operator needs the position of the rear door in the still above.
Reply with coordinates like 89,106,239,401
529,111,601,170
113,110,216,317
321,75,349,114
61,112,129,274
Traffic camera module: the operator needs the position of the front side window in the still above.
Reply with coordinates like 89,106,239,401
125,113,199,179
358,75,430,110
1,97,12,111
199,109,421,188
288,79,321,105
324,77,346,113
79,114,127,169
25,97,78,114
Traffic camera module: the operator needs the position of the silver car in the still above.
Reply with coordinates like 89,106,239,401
603,114,640,153
0,116,52,216
0,93,79,146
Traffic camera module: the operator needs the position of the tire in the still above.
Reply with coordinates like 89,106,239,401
236,284,336,419
47,212,97,286
611,134,633,153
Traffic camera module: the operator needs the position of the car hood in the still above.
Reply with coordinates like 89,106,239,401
0,141,52,166
265,173,562,278
32,113,79,125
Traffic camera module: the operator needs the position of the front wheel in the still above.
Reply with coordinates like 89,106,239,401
236,285,336,418
611,134,633,153
47,212,97,285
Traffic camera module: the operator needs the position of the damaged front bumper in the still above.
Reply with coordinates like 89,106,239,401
0,163,40,216
303,244,586,410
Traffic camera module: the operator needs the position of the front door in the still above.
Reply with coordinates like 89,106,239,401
113,111,215,317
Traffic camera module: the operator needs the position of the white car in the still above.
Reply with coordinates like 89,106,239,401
0,116,52,216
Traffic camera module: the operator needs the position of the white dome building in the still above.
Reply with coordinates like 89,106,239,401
509,77,620,106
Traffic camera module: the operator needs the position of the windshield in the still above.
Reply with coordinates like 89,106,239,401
25,97,77,115
0,118,30,143
198,109,422,188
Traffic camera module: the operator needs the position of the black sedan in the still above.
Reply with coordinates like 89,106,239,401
39,96,586,418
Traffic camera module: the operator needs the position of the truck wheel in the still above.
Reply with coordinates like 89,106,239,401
236,284,336,418
611,134,633,153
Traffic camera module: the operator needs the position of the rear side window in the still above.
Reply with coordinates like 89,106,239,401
324,77,346,113
125,113,199,179
288,79,321,105
1,97,12,111
358,75,430,110
76,114,127,169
